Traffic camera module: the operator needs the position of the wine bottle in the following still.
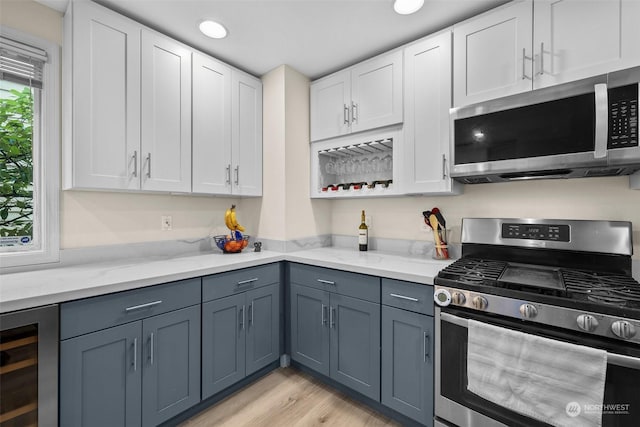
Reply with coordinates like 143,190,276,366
359,210,368,251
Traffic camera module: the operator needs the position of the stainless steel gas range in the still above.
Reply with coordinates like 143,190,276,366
433,218,640,427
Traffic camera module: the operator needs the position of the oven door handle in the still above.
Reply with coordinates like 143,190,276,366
440,312,640,370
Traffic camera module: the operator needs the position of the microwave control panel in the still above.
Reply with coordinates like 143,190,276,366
502,223,570,242
608,84,638,149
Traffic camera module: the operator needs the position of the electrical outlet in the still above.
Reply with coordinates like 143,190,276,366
161,215,172,231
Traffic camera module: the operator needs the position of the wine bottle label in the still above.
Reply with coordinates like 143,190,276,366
358,230,368,245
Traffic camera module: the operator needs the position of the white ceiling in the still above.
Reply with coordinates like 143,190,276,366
37,0,509,79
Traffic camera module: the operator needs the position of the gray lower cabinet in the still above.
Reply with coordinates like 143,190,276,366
381,279,434,426
289,264,381,401
59,278,201,427
202,280,280,399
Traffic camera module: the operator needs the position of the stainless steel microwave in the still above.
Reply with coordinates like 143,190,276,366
450,66,640,184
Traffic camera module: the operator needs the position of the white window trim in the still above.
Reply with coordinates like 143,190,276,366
0,27,60,269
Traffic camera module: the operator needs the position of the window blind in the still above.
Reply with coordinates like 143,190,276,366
0,36,47,88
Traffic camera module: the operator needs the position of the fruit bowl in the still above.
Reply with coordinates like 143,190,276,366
213,233,250,253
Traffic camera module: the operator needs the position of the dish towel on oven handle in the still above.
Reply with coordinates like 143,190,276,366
467,319,607,427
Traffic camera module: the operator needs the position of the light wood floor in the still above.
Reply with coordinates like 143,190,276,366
180,368,401,427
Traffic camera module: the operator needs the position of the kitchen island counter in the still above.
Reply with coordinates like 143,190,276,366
1,247,452,313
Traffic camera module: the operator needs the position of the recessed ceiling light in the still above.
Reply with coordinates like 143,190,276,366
393,0,424,15
199,20,227,39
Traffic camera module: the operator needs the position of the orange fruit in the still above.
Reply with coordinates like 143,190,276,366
241,240,248,249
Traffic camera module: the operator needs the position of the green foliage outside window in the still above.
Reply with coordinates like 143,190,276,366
0,87,34,239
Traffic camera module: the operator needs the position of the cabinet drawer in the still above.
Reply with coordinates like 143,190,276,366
60,278,201,340
381,279,433,316
289,263,380,303
202,263,280,302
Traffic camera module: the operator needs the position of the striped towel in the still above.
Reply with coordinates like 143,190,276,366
467,319,607,427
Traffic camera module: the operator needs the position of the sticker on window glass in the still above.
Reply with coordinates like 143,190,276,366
0,236,32,246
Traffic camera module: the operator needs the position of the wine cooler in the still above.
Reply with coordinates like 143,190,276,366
0,305,58,427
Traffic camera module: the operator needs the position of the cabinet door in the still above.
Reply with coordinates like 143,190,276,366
192,53,232,194
351,50,403,134
60,322,141,427
453,0,533,106
381,306,434,426
310,70,351,141
142,305,201,427
330,293,381,401
402,31,461,195
290,283,330,376
231,71,263,196
141,29,192,192
533,0,640,89
246,284,280,375
202,294,246,399
70,1,140,190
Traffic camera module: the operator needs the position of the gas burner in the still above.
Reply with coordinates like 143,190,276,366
438,258,506,287
563,269,640,308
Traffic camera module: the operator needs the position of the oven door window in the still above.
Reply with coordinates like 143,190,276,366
440,308,640,427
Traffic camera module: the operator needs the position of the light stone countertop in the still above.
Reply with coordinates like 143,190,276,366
0,247,452,313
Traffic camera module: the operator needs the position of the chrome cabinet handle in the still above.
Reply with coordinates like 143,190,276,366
249,302,254,326
352,102,358,123
343,104,349,125
317,279,335,285
132,338,138,371
132,151,138,177
522,48,532,80
424,332,430,362
234,166,239,185
146,153,151,178
150,332,154,365
240,305,245,330
330,306,336,328
442,154,447,179
226,164,231,184
539,42,544,76
125,300,162,312
594,83,608,159
321,304,327,325
237,278,259,286
390,293,419,302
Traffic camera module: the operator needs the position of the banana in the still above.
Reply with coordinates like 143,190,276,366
225,205,246,233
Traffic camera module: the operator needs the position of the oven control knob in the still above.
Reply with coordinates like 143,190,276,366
434,289,452,307
451,292,466,305
472,296,488,310
519,303,538,319
611,320,636,340
576,314,599,332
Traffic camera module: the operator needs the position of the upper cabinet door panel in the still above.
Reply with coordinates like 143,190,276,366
141,30,192,192
310,70,351,142
351,50,403,133
72,2,140,190
453,0,533,107
232,71,263,197
192,53,232,194
533,0,640,89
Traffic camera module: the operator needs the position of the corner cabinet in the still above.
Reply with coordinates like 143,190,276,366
402,30,462,195
289,264,381,401
310,50,403,142
453,0,640,106
192,55,263,196
59,278,201,427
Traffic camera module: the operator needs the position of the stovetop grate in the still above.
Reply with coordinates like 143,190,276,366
437,258,506,286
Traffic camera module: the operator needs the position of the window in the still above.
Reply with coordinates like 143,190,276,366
0,29,59,268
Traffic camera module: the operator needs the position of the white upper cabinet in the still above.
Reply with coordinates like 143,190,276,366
64,1,141,190
310,70,351,142
310,51,403,142
453,0,533,107
454,0,640,107
402,31,462,195
231,71,263,197
533,0,640,89
140,30,192,193
192,53,232,194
